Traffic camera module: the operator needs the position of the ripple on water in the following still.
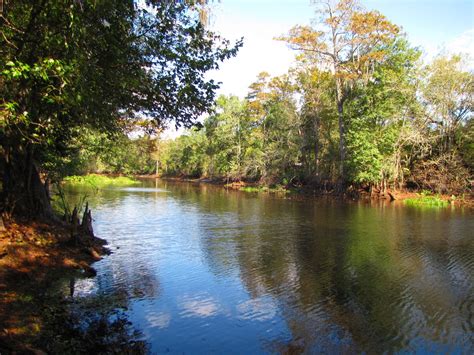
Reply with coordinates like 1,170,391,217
236,296,278,322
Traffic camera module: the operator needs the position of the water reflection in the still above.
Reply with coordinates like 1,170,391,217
63,179,474,353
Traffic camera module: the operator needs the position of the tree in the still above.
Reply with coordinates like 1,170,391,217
146,3,471,196
344,38,421,188
280,0,399,183
0,0,241,217
158,130,207,177
422,55,474,153
408,54,474,193
258,75,300,184
458,119,474,171
204,96,248,180
295,65,336,181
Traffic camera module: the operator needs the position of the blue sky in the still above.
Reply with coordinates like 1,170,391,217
364,0,473,50
208,0,474,97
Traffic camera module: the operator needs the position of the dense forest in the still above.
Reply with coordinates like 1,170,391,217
75,1,473,196
155,53,473,194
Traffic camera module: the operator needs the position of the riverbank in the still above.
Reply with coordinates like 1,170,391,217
0,217,109,353
146,175,474,208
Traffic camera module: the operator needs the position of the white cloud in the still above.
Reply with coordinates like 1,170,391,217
420,28,474,68
446,29,474,66
209,14,296,98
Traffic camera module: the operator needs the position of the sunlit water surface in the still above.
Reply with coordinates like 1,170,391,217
64,179,474,353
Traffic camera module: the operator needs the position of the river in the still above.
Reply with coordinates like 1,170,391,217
63,179,473,353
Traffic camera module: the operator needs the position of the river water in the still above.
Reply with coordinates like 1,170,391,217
64,179,473,353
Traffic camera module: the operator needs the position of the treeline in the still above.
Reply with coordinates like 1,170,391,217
55,49,474,195
158,56,473,194
154,2,473,194
76,1,473,195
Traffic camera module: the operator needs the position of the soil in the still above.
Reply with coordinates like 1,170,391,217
0,217,109,353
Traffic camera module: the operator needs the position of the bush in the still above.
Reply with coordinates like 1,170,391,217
409,153,471,194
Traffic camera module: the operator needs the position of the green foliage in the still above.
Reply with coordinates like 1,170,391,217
63,174,138,188
422,55,474,152
3,0,470,207
157,84,302,184
158,129,207,177
345,38,422,185
346,128,383,183
458,120,474,170
404,192,449,207
204,96,249,179
259,76,301,183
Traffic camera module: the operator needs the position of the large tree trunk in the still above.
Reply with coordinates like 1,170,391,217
313,115,320,181
335,78,346,185
1,146,55,219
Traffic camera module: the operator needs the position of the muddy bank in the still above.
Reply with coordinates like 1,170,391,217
0,217,123,353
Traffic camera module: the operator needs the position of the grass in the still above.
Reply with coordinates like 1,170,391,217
404,191,449,207
239,185,288,193
63,174,138,188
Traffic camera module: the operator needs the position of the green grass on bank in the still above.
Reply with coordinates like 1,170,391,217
404,191,449,207
239,185,288,193
63,174,139,188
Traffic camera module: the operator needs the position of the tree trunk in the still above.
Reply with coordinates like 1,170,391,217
81,202,94,238
70,206,79,244
1,146,54,219
314,115,320,181
335,78,346,185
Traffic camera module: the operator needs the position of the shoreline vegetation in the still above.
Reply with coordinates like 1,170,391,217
63,174,139,188
58,172,472,207
144,174,473,208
